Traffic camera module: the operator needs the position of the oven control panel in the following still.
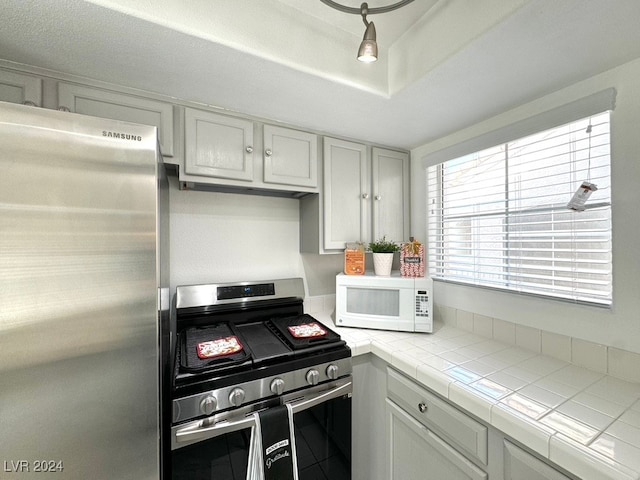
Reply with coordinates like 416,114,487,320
172,357,353,424
217,283,275,300
176,278,305,309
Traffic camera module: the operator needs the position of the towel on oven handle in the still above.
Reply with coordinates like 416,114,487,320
246,403,299,480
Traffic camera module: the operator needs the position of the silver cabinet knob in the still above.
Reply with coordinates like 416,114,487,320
265,149,272,157
229,388,245,407
199,395,217,415
418,402,428,413
246,146,253,153
306,369,320,386
270,378,285,395
375,194,382,200
326,364,339,380
362,193,370,199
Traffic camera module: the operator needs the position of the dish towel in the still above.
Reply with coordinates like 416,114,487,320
246,404,299,480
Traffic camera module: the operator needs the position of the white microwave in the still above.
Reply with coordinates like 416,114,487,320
335,273,433,333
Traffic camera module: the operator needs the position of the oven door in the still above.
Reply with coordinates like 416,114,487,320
171,378,352,480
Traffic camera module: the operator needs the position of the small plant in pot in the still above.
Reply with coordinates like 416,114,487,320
369,237,399,276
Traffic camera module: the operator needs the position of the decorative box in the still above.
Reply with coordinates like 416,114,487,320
344,242,366,275
400,238,425,277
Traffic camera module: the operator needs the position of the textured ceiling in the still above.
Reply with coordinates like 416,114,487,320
1,0,640,150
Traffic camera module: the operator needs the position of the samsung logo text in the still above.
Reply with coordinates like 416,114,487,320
102,131,142,141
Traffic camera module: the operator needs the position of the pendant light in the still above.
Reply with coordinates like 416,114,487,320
357,4,377,63
319,0,415,63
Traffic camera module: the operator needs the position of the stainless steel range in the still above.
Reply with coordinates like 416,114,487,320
170,278,352,480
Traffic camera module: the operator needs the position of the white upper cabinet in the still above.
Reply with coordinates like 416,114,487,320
0,70,42,106
372,147,410,243
301,137,409,254
323,137,369,251
184,108,254,181
263,125,318,188
57,82,175,158
181,109,319,195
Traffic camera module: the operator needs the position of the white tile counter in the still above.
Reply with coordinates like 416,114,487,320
313,313,640,480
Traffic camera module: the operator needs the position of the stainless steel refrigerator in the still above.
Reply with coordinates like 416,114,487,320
0,101,169,479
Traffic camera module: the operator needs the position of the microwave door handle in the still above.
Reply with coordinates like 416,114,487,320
174,379,352,446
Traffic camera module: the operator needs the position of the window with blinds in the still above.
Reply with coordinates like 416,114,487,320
427,111,612,306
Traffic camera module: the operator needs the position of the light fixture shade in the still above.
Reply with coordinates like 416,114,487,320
357,21,377,62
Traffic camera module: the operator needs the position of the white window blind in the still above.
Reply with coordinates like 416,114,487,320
427,112,612,306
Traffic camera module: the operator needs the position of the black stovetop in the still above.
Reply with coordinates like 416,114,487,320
172,300,349,398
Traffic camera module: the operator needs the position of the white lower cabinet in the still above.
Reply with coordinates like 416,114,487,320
387,368,488,465
352,354,387,480
387,399,487,480
354,366,580,480
503,441,572,480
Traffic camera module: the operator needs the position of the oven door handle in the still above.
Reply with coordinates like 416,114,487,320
174,379,352,446
288,378,352,414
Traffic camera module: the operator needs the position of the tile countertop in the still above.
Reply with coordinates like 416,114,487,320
314,313,640,480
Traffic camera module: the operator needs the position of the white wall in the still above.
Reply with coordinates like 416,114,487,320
169,178,303,293
411,57,640,354
169,177,343,296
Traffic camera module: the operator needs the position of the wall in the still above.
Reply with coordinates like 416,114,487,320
169,177,303,292
410,57,640,354
169,176,343,296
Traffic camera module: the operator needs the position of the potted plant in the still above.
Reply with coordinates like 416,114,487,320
369,237,399,276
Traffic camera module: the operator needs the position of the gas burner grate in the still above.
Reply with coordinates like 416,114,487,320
180,323,251,372
269,314,341,350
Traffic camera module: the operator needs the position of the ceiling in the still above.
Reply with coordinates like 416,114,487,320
1,0,640,150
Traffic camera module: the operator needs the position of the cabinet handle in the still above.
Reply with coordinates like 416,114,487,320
418,402,428,413
246,146,253,153
362,193,369,199
58,106,71,112
23,100,38,107
265,149,272,157
375,194,382,200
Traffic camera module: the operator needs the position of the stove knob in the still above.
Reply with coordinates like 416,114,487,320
270,378,285,396
326,364,339,380
199,395,217,416
228,388,245,407
306,369,320,386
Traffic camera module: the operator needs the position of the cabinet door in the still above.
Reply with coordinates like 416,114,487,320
323,137,369,250
503,441,572,480
57,83,175,157
387,399,487,480
263,125,317,188
372,147,409,243
184,108,254,181
0,70,42,106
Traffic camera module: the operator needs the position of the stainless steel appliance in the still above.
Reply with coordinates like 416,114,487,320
0,102,169,479
171,278,352,480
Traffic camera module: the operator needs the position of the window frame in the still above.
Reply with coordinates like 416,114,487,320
424,91,615,307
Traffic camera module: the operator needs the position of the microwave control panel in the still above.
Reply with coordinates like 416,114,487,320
415,290,430,318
